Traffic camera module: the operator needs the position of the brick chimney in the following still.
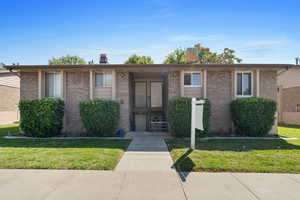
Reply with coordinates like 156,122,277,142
99,54,108,64
186,48,199,63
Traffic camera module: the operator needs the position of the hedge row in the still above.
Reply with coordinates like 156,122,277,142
19,98,64,137
79,99,120,137
167,97,276,137
167,98,211,137
19,98,120,137
19,97,276,138
231,97,277,136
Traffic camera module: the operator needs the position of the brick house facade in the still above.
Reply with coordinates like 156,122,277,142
8,64,293,136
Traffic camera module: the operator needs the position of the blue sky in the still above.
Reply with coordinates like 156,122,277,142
0,0,299,64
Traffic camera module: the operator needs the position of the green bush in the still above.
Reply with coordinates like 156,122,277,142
79,99,120,136
167,98,211,137
231,98,277,136
19,98,64,137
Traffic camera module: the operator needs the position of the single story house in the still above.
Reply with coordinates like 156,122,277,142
0,69,20,125
278,67,300,125
5,62,294,135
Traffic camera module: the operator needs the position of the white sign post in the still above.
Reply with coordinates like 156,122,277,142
191,98,205,150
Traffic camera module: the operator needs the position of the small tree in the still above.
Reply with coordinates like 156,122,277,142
163,49,186,64
194,44,242,64
163,44,242,64
124,54,154,64
49,55,86,65
0,62,4,69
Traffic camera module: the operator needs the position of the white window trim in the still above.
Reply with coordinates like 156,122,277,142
95,72,112,88
184,71,203,87
235,71,253,98
44,71,62,98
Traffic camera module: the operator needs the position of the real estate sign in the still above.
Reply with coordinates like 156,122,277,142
191,98,205,150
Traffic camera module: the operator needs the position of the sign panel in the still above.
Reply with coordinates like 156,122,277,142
195,103,204,131
191,98,205,150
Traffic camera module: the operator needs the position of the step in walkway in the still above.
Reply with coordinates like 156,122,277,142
115,132,175,171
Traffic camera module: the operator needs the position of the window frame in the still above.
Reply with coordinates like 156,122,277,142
44,72,62,98
183,71,202,87
235,71,253,98
95,72,112,88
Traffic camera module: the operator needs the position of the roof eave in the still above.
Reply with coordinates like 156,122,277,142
4,63,295,71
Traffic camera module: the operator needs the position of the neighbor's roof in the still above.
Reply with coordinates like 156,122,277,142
4,63,295,71
0,70,20,88
0,69,11,73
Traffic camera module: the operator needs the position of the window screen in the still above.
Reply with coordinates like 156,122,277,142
236,72,252,96
45,72,61,98
184,72,201,86
95,73,112,88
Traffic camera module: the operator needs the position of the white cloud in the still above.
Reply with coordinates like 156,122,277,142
70,48,142,56
169,34,224,42
246,40,290,48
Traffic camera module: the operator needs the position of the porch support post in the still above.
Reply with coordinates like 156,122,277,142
180,70,184,97
38,70,42,99
256,69,260,97
233,69,236,99
203,69,207,98
89,70,94,100
60,70,64,100
112,69,116,100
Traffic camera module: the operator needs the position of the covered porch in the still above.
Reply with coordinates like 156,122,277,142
129,72,169,132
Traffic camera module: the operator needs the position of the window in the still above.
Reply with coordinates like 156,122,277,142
297,104,300,112
95,73,112,88
236,72,252,97
184,72,202,87
45,72,61,98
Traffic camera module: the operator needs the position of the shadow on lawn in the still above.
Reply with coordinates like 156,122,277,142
172,148,195,181
166,138,300,152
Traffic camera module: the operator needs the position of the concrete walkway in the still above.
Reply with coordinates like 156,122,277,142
115,131,174,171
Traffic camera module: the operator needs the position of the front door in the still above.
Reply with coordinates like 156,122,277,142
133,80,164,131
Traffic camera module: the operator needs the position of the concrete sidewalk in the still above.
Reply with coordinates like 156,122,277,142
0,169,300,200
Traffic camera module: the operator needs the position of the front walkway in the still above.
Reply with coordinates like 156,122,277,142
115,131,174,171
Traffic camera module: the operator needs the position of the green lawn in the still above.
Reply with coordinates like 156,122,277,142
0,124,130,170
278,125,300,138
0,123,20,137
166,125,300,173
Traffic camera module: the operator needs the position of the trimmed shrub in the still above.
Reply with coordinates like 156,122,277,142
167,98,211,137
79,99,120,136
19,98,64,137
231,98,277,136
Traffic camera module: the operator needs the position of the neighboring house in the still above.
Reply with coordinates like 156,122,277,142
278,67,300,125
6,61,294,136
0,70,20,124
